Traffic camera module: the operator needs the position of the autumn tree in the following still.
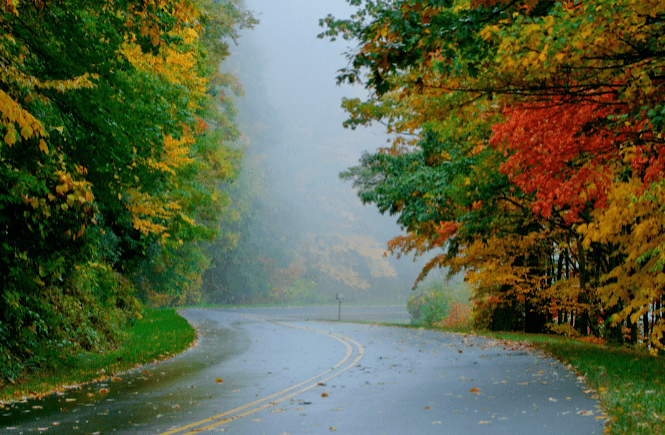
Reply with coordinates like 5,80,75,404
322,0,665,348
0,0,255,381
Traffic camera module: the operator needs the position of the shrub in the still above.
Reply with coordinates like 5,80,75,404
0,261,141,384
435,302,473,329
408,279,472,327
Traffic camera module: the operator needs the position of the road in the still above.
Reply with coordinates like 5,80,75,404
1,307,605,434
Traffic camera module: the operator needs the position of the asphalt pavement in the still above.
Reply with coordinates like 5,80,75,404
1,306,605,434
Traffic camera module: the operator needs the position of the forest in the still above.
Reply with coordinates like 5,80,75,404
321,0,665,352
0,0,421,384
0,0,265,381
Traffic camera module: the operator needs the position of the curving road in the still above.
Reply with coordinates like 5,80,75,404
1,307,605,434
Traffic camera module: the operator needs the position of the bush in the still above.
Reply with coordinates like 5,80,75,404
0,261,141,384
408,279,472,327
472,294,525,331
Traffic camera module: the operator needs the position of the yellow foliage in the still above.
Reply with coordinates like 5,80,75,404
0,89,46,146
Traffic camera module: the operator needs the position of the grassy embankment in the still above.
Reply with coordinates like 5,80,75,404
0,308,196,403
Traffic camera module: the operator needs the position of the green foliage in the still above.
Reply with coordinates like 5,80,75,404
279,278,326,305
407,278,471,326
0,309,195,402
0,0,255,382
0,263,141,384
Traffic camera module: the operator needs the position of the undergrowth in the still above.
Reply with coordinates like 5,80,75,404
0,308,195,404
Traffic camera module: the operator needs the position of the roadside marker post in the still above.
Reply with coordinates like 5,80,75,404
336,293,344,321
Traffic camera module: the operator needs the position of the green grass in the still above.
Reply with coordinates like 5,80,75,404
361,320,665,435
0,308,196,403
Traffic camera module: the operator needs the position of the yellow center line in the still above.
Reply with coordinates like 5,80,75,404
157,318,363,435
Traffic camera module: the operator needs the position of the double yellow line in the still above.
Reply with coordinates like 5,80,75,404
157,321,365,435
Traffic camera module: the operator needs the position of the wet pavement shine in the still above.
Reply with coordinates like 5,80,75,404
1,307,605,434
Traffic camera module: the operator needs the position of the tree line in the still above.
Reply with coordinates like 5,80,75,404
321,0,665,352
0,0,256,382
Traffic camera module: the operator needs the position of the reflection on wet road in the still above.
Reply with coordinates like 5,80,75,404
1,307,605,434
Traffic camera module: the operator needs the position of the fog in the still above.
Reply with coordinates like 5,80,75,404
204,0,441,305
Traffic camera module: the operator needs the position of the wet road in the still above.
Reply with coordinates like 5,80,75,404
2,307,605,434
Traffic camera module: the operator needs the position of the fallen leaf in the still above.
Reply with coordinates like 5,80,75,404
99,389,110,394
216,378,224,383
469,388,481,394
321,393,329,397
577,410,594,416
478,421,491,425
111,377,122,382
548,397,557,402
329,426,337,431
424,406,430,410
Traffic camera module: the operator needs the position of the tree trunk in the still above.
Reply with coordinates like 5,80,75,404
576,238,589,336
627,313,637,345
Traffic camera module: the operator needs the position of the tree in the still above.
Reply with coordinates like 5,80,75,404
0,0,256,381
322,0,665,348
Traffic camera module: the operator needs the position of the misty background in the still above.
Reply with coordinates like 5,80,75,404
202,0,440,305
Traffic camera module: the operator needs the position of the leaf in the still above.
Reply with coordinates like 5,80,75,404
469,388,480,394
215,378,224,383
38,139,49,154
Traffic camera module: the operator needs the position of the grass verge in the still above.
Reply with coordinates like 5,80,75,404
0,308,196,404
